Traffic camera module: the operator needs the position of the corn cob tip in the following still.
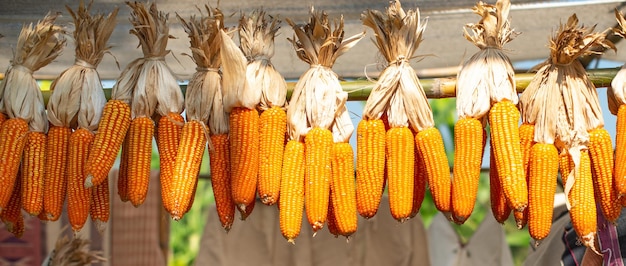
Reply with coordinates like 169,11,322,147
223,225,232,233
533,239,543,248
397,217,411,224
5,222,23,238
580,233,598,253
84,175,94,188
443,212,453,222
237,204,251,220
260,195,276,205
453,215,468,225
94,220,108,235
515,219,525,230
287,239,296,245
344,236,352,243
312,222,324,233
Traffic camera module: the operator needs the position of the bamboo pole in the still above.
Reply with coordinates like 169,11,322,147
38,68,620,105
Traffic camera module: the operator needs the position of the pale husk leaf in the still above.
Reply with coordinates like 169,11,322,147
48,2,118,131
2,13,65,133
361,1,433,131
611,10,626,105
47,233,106,266
239,10,288,109
286,8,363,140
220,29,259,112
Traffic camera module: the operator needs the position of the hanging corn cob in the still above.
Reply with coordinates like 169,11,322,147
0,14,65,214
285,8,363,236
362,1,450,220
452,0,520,224
173,7,230,223
610,10,626,201
239,10,288,206
1,171,24,238
519,14,616,246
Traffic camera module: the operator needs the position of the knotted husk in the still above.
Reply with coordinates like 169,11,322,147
456,0,518,119
48,1,118,133
239,10,288,110
179,6,228,135
519,14,613,250
1,14,65,133
286,8,364,142
361,1,432,132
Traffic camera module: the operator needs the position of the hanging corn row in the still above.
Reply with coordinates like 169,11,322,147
4,0,626,248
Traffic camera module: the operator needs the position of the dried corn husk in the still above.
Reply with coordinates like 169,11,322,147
519,14,613,249
1,14,65,133
456,0,517,119
610,9,626,109
178,6,227,134
44,228,106,266
48,1,118,133
361,1,432,132
286,8,364,142
239,10,287,110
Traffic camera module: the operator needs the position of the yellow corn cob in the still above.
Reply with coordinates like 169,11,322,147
415,127,451,215
569,149,597,248
386,127,414,222
0,118,29,212
1,174,24,238
209,134,235,231
90,177,110,234
305,127,333,232
85,100,132,188
21,132,46,216
43,126,71,221
588,128,621,222
559,151,573,186
452,117,484,224
519,124,535,178
490,144,511,224
330,142,357,237
356,119,386,219
157,113,184,212
528,143,559,241
258,106,286,205
616,105,626,197
279,140,305,243
490,101,527,212
170,120,206,220
411,143,427,218
126,117,154,207
230,107,260,212
117,134,130,202
67,128,94,233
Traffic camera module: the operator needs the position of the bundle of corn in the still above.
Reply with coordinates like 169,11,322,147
281,8,363,241
173,7,229,223
361,0,450,221
453,0,522,225
45,2,117,233
519,14,619,246
219,13,261,219
610,10,626,202
0,14,65,216
239,10,288,207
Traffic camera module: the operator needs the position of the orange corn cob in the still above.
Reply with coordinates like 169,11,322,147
519,124,535,177
569,149,597,248
490,101,527,212
230,107,260,212
356,119,386,219
157,113,184,212
117,134,130,202
490,144,511,224
1,174,24,238
67,128,95,233
411,143,427,218
386,127,414,222
0,118,29,212
616,104,626,197
43,126,71,221
305,127,333,232
279,140,305,243
528,143,559,241
452,117,484,224
588,128,621,222
0,113,6,128
85,100,132,188
90,177,110,234
210,134,235,231
330,142,357,237
258,106,286,205
415,127,451,215
126,117,154,207
327,194,339,238
170,120,206,220
559,151,573,186
21,132,46,216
